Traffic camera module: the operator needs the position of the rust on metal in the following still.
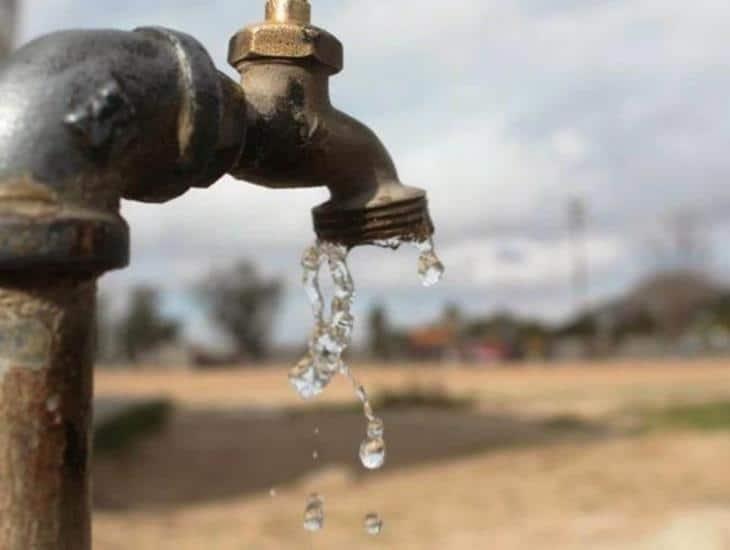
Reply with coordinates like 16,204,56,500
0,277,96,550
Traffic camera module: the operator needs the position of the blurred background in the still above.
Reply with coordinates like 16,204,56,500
4,0,730,548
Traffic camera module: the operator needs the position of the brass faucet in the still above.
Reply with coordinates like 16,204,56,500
229,0,433,246
0,2,434,548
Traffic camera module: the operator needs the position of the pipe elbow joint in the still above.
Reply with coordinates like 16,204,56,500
0,28,247,274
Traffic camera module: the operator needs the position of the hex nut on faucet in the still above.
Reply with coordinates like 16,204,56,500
228,22,343,75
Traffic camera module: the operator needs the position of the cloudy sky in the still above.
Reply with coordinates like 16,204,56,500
15,0,730,345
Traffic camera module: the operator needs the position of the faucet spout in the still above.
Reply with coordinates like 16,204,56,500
228,3,434,247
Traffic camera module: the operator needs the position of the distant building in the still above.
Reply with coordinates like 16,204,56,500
406,325,458,361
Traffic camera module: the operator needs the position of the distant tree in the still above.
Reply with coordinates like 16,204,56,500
441,303,463,331
119,287,180,363
368,304,392,360
95,294,116,364
198,261,282,361
646,208,711,275
625,270,721,339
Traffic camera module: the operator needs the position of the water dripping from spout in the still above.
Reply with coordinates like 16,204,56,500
291,235,444,533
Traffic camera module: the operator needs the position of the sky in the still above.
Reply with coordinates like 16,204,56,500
15,0,730,346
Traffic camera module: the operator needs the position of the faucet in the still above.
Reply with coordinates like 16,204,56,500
229,0,433,245
0,1,434,548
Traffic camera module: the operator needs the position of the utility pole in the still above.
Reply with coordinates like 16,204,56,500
568,197,589,314
0,0,17,58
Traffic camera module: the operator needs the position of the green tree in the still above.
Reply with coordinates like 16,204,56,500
119,287,179,362
368,304,392,360
198,261,282,361
95,294,115,364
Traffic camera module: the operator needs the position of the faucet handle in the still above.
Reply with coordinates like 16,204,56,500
265,0,311,24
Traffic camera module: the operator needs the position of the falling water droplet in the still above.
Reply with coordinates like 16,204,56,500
364,513,384,536
367,417,384,439
303,493,325,532
415,238,445,287
302,245,325,320
314,427,320,436
269,488,277,498
359,437,386,470
355,385,368,403
312,450,319,461
289,355,329,400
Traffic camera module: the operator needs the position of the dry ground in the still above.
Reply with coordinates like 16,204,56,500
93,360,730,549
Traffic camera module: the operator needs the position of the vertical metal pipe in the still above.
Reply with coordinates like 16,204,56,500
0,276,96,550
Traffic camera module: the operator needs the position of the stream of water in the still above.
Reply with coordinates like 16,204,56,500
289,237,445,535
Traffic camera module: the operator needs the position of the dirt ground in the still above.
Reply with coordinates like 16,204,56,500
93,360,730,549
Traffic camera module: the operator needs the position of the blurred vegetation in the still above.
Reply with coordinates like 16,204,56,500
119,287,180,363
197,261,282,361
373,385,476,411
645,400,730,431
368,304,394,360
94,399,173,455
292,385,477,416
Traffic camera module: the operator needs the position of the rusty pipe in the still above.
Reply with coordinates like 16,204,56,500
0,276,96,550
0,27,246,275
0,27,247,550
228,2,434,247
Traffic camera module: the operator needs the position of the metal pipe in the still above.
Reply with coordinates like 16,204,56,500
0,276,96,550
0,27,247,549
265,0,311,24
0,27,246,273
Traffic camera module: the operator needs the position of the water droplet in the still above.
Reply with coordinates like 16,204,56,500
312,450,319,461
367,417,384,439
269,488,277,498
364,513,384,536
301,245,322,271
355,385,368,403
415,238,445,287
314,427,320,436
303,493,325,532
359,437,386,470
289,355,330,400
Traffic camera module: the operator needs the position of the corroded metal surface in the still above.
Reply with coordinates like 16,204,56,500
0,28,246,274
313,196,435,247
0,277,96,550
0,26,248,550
